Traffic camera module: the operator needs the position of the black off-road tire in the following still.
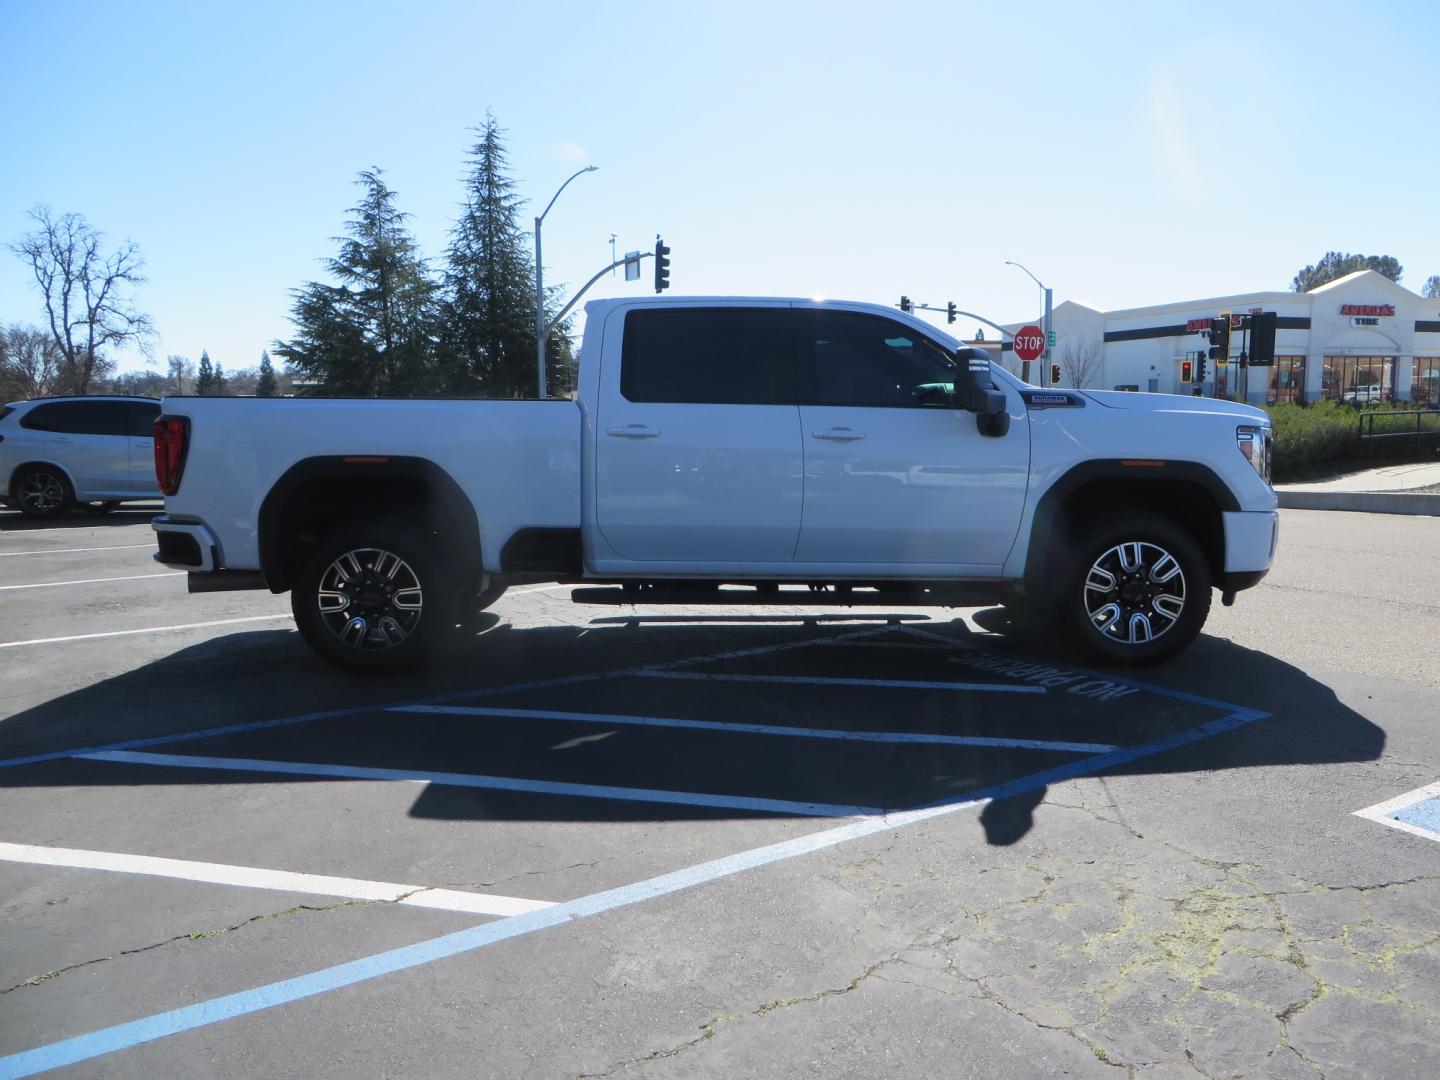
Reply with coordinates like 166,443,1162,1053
1060,511,1211,667
291,520,459,675
474,580,508,612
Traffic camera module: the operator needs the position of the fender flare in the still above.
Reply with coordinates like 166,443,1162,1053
257,455,481,593
1024,459,1238,594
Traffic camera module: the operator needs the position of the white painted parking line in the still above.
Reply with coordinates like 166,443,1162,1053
0,543,154,557
634,671,1046,693
77,750,883,817
0,695,1275,1079
0,572,184,592
0,841,554,917
394,704,1115,754
0,614,292,650
0,520,155,536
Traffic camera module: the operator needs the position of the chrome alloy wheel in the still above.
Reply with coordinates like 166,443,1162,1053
17,471,65,514
315,547,423,651
1082,540,1186,646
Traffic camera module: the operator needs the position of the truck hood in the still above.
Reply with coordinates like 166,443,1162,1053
1078,390,1268,422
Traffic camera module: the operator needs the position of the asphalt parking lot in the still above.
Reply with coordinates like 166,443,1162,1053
1,507,1437,1079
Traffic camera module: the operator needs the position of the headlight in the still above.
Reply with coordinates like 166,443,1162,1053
1236,424,1272,485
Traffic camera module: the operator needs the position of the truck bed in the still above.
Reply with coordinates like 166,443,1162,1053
160,397,582,573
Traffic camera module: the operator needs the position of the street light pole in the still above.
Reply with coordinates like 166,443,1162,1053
1005,261,1052,385
535,165,598,398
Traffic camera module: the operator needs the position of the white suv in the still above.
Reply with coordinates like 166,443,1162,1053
0,396,162,518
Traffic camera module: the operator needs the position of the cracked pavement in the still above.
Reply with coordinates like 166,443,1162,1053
561,794,1438,1080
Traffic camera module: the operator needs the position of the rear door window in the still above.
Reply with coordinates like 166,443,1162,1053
124,401,161,437
620,308,795,405
19,400,138,436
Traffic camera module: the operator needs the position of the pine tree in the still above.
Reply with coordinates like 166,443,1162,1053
213,361,229,395
195,350,215,394
255,350,278,397
442,115,571,397
276,169,438,396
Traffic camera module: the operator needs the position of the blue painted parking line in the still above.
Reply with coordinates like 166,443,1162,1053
897,624,1272,720
1354,780,1440,844
78,750,885,818
0,624,897,773
392,704,1116,754
634,671,1047,693
1394,799,1440,832
0,694,1270,1080
0,618,1275,1077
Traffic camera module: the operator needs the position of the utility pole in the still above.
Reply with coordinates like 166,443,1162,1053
1005,261,1052,385
534,165,598,399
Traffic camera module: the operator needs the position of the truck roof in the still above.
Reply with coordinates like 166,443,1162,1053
581,295,966,350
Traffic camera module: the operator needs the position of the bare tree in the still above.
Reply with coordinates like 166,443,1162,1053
1057,337,1103,389
166,354,195,394
9,206,156,394
0,324,64,400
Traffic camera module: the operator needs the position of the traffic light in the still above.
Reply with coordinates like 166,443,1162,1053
1050,363,1061,385
1208,315,1230,362
1197,352,1208,384
1248,311,1277,366
899,295,913,314
946,301,957,324
1181,360,1193,384
653,237,670,293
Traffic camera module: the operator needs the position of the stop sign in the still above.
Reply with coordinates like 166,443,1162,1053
1013,324,1046,363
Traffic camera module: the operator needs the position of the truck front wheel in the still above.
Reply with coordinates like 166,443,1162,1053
1062,511,1211,666
292,522,458,674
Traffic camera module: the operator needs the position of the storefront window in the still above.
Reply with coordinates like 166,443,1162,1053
1322,356,1393,405
1268,356,1305,404
1413,357,1440,407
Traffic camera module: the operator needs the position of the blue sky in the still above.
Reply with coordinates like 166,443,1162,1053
2,0,1437,375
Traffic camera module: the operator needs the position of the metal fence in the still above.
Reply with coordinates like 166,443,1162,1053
1358,409,1440,465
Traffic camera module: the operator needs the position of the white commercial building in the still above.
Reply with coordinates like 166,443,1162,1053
991,270,1440,406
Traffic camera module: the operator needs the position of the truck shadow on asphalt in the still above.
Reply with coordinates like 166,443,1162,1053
0,617,1385,847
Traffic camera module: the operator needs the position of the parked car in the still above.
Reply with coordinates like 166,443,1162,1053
0,396,162,518
1341,384,1388,405
153,297,1278,672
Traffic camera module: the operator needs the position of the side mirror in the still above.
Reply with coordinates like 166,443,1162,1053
956,349,1011,438
975,389,1010,437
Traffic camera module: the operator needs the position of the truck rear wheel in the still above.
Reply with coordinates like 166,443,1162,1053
1061,511,1211,666
291,521,458,674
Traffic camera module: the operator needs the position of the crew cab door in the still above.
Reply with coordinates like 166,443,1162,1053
19,400,135,497
594,304,803,563
793,307,1029,570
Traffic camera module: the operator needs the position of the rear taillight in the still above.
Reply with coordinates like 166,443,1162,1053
154,415,190,496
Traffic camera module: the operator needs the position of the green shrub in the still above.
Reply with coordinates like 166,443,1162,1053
1264,400,1440,482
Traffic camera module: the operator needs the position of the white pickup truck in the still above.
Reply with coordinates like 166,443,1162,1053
152,297,1278,672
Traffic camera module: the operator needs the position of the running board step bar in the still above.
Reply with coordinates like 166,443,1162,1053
570,584,1005,608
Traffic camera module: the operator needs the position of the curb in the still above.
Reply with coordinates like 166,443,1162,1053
1276,490,1440,516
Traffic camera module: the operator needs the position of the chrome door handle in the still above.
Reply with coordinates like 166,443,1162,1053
811,428,865,441
606,425,661,438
